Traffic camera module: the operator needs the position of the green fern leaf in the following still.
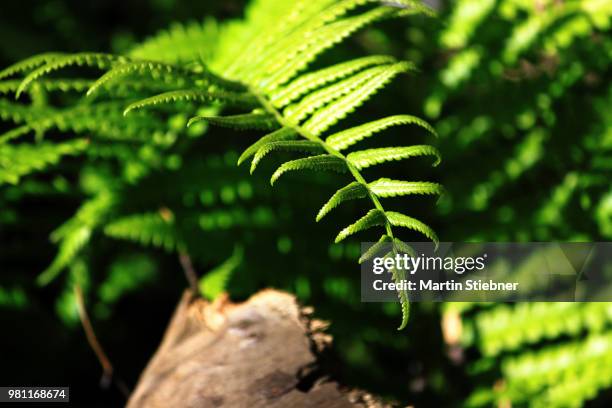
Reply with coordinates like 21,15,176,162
199,246,243,300
1,79,93,95
284,63,404,123
0,139,89,185
250,140,324,173
347,145,441,170
269,55,396,107
16,53,124,97
335,208,386,243
358,234,392,263
123,89,258,115
188,112,279,130
392,265,411,330
129,19,220,64
238,127,298,166
369,178,444,197
326,114,436,151
104,212,181,252
270,154,346,185
304,62,413,136
259,7,397,90
386,211,439,245
0,52,63,80
316,181,368,221
38,193,114,286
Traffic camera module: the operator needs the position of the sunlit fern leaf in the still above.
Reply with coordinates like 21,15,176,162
347,145,441,170
270,154,347,185
284,63,403,123
335,208,386,243
326,114,437,151
188,112,279,130
386,211,438,245
0,53,64,80
269,55,396,107
38,193,114,286
369,179,444,197
0,139,88,185
17,53,125,97
104,212,182,252
128,19,220,64
123,89,259,115
238,127,299,165
250,140,324,173
258,7,399,90
358,234,392,263
304,62,414,136
316,181,368,221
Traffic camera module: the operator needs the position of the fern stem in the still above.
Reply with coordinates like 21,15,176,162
251,87,394,239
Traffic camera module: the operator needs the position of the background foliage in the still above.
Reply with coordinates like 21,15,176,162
0,0,610,407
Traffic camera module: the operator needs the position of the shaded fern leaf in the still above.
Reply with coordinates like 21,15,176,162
271,154,346,185
38,193,114,286
188,112,279,130
317,181,368,221
369,179,444,197
335,209,386,243
0,139,89,185
250,140,324,173
358,234,391,263
104,212,181,252
124,89,258,115
17,53,124,97
238,127,298,165
199,245,243,300
326,114,436,151
0,53,64,80
347,145,441,170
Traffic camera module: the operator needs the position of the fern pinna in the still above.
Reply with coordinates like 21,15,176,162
0,0,440,329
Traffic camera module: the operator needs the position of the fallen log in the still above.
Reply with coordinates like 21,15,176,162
127,289,392,408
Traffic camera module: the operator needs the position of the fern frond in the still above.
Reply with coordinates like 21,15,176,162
0,79,92,94
0,52,63,80
250,140,324,173
316,181,368,221
269,55,396,107
237,127,298,165
326,115,437,151
304,62,414,136
104,212,181,252
369,179,444,198
347,145,441,170
17,53,124,97
188,112,279,130
335,209,386,243
270,154,347,185
123,89,258,115
386,211,438,245
285,63,407,123
0,139,89,185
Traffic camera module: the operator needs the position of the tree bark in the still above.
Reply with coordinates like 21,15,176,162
127,289,391,408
